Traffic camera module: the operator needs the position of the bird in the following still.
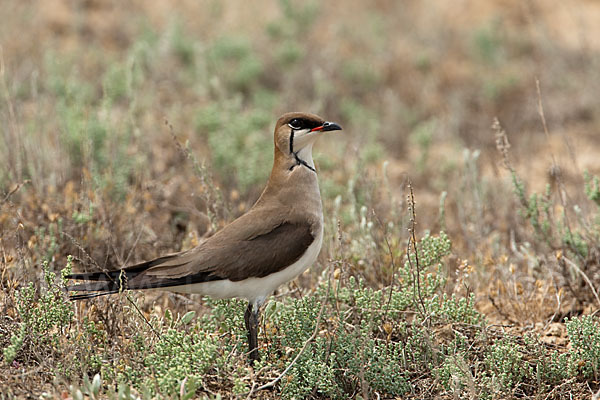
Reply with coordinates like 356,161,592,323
66,112,342,363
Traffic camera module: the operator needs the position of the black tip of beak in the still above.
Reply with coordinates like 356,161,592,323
322,121,342,132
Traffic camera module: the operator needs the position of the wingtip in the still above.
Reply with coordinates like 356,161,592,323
68,290,120,301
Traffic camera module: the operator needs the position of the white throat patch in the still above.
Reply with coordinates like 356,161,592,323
295,143,315,170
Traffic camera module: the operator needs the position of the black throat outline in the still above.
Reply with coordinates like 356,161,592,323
289,130,316,172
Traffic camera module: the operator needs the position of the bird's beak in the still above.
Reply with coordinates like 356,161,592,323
311,121,343,132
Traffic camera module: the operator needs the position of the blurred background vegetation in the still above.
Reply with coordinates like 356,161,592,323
1,0,600,398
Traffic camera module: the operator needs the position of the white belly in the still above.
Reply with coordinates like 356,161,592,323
165,226,323,303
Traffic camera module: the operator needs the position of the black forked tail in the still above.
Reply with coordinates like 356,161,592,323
64,253,187,300
65,253,221,300
65,269,130,301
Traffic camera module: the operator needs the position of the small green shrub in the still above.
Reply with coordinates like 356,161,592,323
275,41,304,66
281,337,340,399
201,297,247,351
472,19,504,65
509,161,599,261
584,171,600,207
436,354,472,393
428,292,483,325
565,315,600,379
139,327,218,396
409,118,436,173
535,345,569,386
196,104,272,192
207,36,263,92
483,339,533,393
103,63,130,102
269,283,412,399
169,21,196,67
341,59,381,92
3,257,74,364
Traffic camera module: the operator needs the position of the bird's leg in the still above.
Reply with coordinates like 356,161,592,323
244,301,260,364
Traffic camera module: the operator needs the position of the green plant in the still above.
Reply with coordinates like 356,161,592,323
484,339,533,393
169,21,197,67
3,257,74,364
584,171,600,207
338,98,383,164
341,59,381,92
207,36,263,92
436,354,473,393
196,103,272,192
409,118,436,173
494,118,600,303
139,326,218,396
472,19,504,65
565,315,600,379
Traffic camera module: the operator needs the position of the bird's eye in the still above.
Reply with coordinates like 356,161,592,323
288,119,302,130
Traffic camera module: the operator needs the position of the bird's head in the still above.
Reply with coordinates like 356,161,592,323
273,112,342,171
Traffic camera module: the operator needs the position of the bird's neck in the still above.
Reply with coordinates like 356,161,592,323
293,144,315,170
275,143,316,173
255,146,322,215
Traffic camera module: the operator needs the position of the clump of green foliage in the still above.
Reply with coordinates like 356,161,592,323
565,315,600,379
4,258,73,364
494,118,600,308
131,322,218,395
483,338,533,394
195,103,272,192
584,171,600,207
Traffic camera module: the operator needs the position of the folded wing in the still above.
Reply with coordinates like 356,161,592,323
66,221,314,299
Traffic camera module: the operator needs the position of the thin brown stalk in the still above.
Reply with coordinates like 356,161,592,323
536,79,577,259
561,255,600,309
372,210,397,321
407,181,426,318
165,119,226,230
1,180,30,205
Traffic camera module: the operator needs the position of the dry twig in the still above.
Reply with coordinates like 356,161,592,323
407,181,426,317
